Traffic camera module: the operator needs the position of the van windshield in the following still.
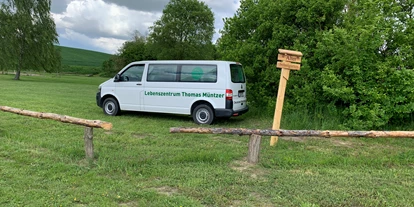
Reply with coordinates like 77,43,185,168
230,64,245,83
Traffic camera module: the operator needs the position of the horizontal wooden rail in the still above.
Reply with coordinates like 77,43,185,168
170,127,414,138
1,106,112,130
1,106,113,159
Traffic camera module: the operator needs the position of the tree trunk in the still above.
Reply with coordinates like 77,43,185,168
14,36,24,80
14,68,21,80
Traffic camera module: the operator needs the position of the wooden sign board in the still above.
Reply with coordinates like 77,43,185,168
277,61,301,70
278,54,302,63
278,49,303,58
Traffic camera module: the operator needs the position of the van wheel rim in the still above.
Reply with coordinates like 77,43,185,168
105,102,115,114
196,108,210,123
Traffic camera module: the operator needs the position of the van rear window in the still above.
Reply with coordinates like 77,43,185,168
230,64,245,83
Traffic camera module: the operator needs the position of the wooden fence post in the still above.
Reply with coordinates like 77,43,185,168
84,127,94,159
247,134,262,164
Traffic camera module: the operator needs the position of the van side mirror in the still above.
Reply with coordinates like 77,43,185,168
114,74,120,82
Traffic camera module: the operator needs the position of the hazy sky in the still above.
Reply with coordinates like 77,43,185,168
50,0,241,54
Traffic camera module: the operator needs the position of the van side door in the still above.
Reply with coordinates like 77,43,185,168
115,64,145,111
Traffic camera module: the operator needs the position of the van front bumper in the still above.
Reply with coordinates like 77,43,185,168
215,106,249,118
96,92,102,107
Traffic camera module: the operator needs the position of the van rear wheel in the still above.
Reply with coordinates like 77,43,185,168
103,97,119,116
193,104,214,125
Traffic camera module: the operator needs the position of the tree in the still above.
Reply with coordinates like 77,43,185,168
317,0,414,129
218,0,347,108
118,31,154,64
101,31,155,77
148,0,215,60
0,0,60,80
218,0,414,129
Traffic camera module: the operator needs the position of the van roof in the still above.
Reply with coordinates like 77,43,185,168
130,60,240,65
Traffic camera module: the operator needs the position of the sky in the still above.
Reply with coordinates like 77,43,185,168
50,0,241,54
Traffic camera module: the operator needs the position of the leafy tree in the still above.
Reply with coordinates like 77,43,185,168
101,32,155,77
317,0,414,129
0,0,60,80
218,0,414,129
148,0,215,60
118,31,154,64
218,0,347,108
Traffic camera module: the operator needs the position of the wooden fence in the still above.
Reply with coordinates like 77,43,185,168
170,127,414,164
0,106,112,159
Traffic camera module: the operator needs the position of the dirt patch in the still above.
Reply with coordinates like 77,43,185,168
154,186,179,196
230,159,268,179
230,159,256,172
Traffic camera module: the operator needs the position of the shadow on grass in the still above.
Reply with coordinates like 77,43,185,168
119,111,247,126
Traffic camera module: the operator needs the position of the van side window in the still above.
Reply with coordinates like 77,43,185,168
120,65,144,82
147,64,178,82
180,65,217,82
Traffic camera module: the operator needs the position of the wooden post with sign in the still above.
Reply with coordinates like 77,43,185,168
270,49,302,146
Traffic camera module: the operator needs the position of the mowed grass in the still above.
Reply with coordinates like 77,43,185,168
57,45,112,67
56,45,113,75
0,74,413,206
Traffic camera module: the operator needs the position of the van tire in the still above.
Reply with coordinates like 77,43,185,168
103,97,119,116
193,104,214,125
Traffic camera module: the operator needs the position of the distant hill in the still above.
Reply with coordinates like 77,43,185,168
57,45,113,67
56,45,113,75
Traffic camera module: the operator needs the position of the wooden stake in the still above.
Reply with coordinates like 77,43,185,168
84,127,94,159
270,68,290,146
247,134,262,164
270,49,302,146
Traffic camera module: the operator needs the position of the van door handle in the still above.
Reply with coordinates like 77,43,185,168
136,83,142,86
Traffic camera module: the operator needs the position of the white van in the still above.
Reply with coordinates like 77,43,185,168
96,60,248,124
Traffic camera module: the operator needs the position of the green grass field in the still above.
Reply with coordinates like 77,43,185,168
57,45,112,67
56,45,113,75
1,74,413,206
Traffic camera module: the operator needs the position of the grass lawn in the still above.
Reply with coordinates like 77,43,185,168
57,45,112,67
0,74,413,206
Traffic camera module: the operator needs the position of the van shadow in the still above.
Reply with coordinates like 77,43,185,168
120,111,193,123
119,111,245,126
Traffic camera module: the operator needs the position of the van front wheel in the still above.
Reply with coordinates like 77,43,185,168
103,97,119,116
193,104,214,125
